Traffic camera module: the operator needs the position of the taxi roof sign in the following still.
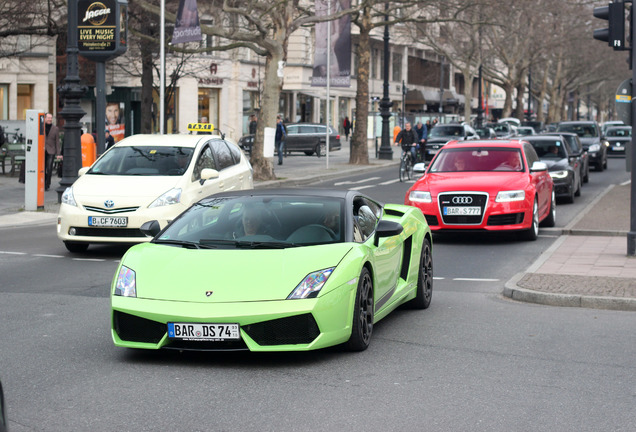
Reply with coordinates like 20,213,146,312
187,123,215,132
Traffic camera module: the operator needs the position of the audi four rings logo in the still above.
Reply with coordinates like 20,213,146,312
452,196,473,204
104,200,114,208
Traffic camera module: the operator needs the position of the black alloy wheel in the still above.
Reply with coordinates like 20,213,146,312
409,237,433,309
345,267,374,351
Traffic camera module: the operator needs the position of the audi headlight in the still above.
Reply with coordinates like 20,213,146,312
549,170,569,179
61,186,77,207
149,188,182,208
409,190,432,203
495,190,525,202
114,266,136,297
287,268,334,299
588,144,600,153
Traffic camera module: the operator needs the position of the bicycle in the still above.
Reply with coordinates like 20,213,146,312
399,145,416,182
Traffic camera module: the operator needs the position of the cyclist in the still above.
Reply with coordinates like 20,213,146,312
394,122,418,162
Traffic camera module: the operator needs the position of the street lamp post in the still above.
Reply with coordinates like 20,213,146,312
56,0,86,203
378,3,393,160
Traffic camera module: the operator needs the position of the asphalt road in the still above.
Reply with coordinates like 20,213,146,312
0,158,634,431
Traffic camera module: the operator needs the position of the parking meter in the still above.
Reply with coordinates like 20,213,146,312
25,110,45,210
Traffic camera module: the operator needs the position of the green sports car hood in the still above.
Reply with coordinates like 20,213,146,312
119,242,355,302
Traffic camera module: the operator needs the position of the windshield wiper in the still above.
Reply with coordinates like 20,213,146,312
153,239,216,249
199,239,296,249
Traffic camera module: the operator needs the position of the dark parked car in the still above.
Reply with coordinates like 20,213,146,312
237,134,254,156
475,126,497,139
424,123,479,162
526,135,582,203
238,123,341,158
604,126,631,156
545,132,590,184
486,122,516,138
556,121,607,171
0,378,6,432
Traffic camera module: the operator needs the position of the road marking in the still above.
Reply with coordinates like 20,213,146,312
72,258,107,262
334,177,381,186
349,185,376,190
453,278,500,282
380,179,401,185
0,251,27,255
33,254,64,258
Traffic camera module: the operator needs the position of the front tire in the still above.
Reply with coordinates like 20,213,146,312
521,199,539,241
540,190,556,228
64,241,89,253
399,155,412,182
345,267,374,351
409,238,433,309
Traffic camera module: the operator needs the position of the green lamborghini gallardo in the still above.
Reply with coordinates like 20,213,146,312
111,189,433,352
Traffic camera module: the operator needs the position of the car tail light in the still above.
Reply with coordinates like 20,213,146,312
336,134,340,140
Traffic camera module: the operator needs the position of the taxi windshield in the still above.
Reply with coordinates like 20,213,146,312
89,146,195,176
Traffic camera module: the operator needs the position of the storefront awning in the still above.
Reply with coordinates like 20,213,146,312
405,89,426,105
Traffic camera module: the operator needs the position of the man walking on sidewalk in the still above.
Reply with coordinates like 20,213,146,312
44,113,60,191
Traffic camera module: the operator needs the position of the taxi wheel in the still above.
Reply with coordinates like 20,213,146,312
64,241,89,253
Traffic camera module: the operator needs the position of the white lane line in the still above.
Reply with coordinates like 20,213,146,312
433,277,445,280
33,254,64,258
72,258,107,262
334,177,381,186
380,179,401,185
349,185,376,190
0,251,27,255
453,278,500,282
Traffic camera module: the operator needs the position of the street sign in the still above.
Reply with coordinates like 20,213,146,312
615,78,631,125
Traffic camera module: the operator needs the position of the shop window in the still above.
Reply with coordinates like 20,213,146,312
0,84,8,120
17,84,33,120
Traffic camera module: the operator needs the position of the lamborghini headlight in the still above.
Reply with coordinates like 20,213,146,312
114,266,136,297
149,188,182,208
61,186,77,207
549,170,569,179
408,190,432,203
287,267,334,299
495,190,525,202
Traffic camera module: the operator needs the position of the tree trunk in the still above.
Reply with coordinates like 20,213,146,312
250,51,281,181
514,80,525,120
140,42,154,134
349,23,371,165
462,66,473,122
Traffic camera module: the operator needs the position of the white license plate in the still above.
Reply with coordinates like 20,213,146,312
167,323,240,341
88,216,128,227
612,146,625,151
444,206,481,216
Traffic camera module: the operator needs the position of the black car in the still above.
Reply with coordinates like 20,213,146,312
237,134,254,156
545,132,590,184
525,135,582,203
604,126,631,156
475,126,496,139
238,123,341,158
424,123,478,162
0,378,6,432
556,121,608,171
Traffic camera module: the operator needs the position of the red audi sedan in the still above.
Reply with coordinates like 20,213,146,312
405,140,555,240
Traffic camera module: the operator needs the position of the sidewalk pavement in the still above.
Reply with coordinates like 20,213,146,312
1,143,634,311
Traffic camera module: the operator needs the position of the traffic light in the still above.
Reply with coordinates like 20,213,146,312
593,1,626,50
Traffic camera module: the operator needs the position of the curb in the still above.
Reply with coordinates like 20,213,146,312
503,272,636,311
502,182,636,311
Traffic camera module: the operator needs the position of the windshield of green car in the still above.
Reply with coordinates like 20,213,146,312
88,146,195,176
157,195,345,248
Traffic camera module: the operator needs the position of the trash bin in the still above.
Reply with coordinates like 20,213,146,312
81,133,96,167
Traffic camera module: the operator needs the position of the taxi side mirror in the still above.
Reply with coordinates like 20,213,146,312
200,168,220,184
